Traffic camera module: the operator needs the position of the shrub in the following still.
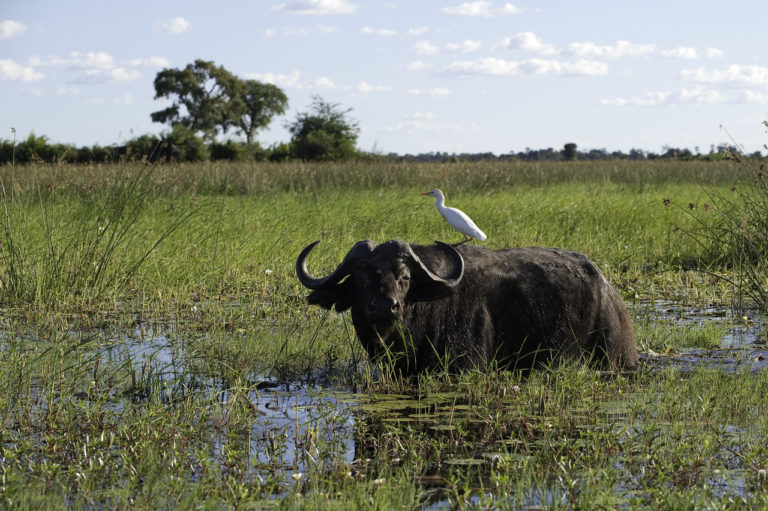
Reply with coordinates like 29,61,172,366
287,96,359,161
160,125,208,162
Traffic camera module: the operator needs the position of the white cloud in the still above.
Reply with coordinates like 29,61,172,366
348,81,393,93
406,87,451,96
659,47,698,59
414,41,440,56
414,40,481,55
601,87,735,107
705,47,724,58
496,35,722,62
266,24,336,36
498,3,522,14
128,56,169,67
445,40,482,53
676,87,725,104
74,67,141,84
57,86,80,95
245,70,336,89
407,60,431,70
247,71,301,87
743,90,768,104
442,1,521,17
360,26,396,36
31,51,115,70
32,52,147,83
153,17,191,35
445,57,607,77
681,64,768,87
0,59,44,82
382,113,463,134
658,46,722,60
600,92,669,107
495,32,555,55
314,76,336,89
447,57,518,76
520,58,608,76
0,20,27,40
407,27,429,36
107,68,141,82
565,40,655,59
404,120,463,133
272,0,358,15
112,93,133,105
29,52,165,83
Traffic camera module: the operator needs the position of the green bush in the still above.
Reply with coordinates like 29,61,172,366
160,125,208,162
287,96,360,161
267,142,293,162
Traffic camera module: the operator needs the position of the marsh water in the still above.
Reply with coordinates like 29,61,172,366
633,300,768,372
5,300,767,505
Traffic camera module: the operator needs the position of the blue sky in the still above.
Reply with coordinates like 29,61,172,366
2,0,767,155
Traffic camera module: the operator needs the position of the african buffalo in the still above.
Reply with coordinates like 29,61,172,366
296,240,638,375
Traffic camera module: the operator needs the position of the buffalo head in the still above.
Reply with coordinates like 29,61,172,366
296,240,464,346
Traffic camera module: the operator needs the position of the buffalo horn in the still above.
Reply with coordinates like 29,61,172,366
295,240,378,290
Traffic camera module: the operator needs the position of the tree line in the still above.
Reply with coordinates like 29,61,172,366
0,59,757,165
0,132,748,166
390,143,749,163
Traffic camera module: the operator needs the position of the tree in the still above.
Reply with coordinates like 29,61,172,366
562,142,577,161
150,60,239,141
229,80,288,144
287,96,360,160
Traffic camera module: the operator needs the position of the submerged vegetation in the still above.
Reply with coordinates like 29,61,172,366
1,157,767,508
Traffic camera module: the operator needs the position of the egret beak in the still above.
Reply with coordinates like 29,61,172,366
418,191,430,196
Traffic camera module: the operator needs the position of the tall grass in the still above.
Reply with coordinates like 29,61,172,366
1,159,730,320
679,132,768,311
0,165,195,309
0,159,745,199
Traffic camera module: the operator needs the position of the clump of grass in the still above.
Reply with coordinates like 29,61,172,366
678,124,768,311
0,164,195,310
635,320,727,353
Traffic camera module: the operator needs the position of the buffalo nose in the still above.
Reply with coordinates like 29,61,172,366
367,297,400,317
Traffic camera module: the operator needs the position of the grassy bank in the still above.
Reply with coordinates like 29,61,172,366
1,159,766,508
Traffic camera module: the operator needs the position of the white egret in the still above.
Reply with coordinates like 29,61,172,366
419,189,487,245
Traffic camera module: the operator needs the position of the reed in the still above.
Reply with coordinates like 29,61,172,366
0,159,744,199
0,164,195,309
674,135,768,311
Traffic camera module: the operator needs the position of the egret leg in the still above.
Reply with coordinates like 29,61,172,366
452,236,472,247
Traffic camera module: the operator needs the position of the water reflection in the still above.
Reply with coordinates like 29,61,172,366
631,299,765,348
245,383,357,476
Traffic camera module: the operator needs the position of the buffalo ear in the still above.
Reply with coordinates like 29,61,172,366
409,281,453,302
307,281,354,312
